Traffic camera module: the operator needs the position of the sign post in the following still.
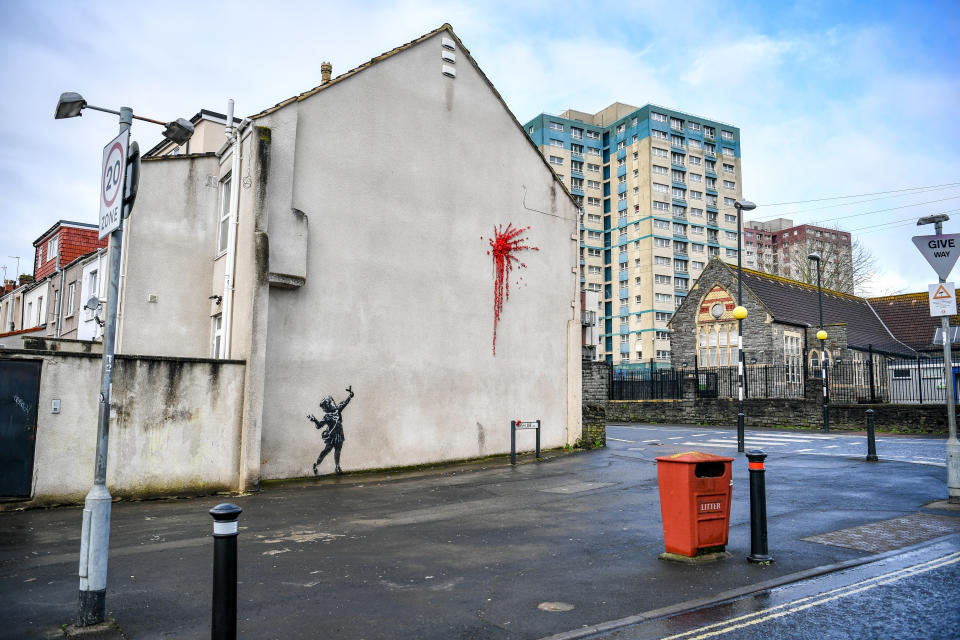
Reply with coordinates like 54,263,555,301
913,231,960,504
78,109,133,626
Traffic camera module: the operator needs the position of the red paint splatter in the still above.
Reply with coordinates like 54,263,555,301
486,223,538,355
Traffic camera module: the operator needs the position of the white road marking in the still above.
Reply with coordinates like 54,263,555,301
667,437,684,440
683,442,740,448
794,449,814,452
707,439,785,446
607,437,635,443
824,445,840,449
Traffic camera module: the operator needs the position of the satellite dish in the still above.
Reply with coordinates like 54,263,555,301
85,297,100,311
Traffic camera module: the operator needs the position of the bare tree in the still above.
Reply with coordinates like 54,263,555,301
774,232,876,295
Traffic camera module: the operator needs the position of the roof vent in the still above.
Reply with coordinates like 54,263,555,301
441,50,456,63
442,64,456,78
441,37,455,51
321,61,332,84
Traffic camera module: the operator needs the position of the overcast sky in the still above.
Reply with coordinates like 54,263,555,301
1,0,957,295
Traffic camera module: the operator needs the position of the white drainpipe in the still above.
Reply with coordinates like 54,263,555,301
221,100,249,359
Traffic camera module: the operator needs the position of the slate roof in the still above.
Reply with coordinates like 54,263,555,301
709,259,916,356
867,291,960,353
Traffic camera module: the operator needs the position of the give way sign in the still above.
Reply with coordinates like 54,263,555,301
912,233,960,281
99,129,129,239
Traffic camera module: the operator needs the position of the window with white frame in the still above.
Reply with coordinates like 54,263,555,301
654,256,671,266
689,191,703,200
722,147,734,157
724,197,737,206
585,130,600,140
617,141,626,150
723,180,736,189
692,243,705,253
549,156,563,165
692,261,704,269
689,156,701,166
586,147,602,156
689,173,702,183
571,127,582,139
587,163,600,172
549,122,563,131
66,282,76,317
655,312,672,322
212,314,223,358
721,130,734,140
47,236,59,261
653,183,668,193
690,208,704,217
653,165,669,175
670,134,684,147
654,201,669,211
688,139,702,150
218,175,232,254
723,163,735,173
651,112,667,122
725,214,737,223
587,197,601,207
653,147,668,158
654,219,670,230
550,139,563,147
654,238,671,248
652,130,668,141
587,180,601,189
704,126,715,138
672,187,685,199
671,152,684,165
655,293,672,303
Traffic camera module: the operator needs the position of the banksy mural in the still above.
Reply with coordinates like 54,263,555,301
307,386,354,476
486,223,538,355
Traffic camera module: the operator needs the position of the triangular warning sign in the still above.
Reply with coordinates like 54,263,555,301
933,284,953,300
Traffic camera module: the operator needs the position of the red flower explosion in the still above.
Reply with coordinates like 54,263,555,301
486,223,538,355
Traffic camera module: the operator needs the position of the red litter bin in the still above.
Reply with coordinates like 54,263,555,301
655,451,734,557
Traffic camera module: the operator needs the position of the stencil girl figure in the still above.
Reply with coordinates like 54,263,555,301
307,386,354,476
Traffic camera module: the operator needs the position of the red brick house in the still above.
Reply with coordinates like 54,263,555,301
32,221,107,282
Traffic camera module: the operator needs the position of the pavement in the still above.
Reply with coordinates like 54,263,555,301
0,423,958,639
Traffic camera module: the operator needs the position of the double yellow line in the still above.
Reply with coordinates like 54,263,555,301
659,551,960,640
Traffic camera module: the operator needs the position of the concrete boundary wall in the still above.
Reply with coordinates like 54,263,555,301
0,350,245,508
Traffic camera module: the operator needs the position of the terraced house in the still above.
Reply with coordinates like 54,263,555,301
526,103,743,368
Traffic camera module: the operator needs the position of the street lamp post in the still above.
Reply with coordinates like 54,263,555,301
808,252,829,432
917,214,959,504
55,92,193,627
734,200,756,453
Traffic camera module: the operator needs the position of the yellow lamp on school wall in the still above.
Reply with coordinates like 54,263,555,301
817,329,828,341
733,306,748,320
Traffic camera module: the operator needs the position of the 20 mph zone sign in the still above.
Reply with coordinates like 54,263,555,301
99,129,129,239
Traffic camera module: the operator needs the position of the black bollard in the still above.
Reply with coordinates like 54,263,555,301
737,412,745,453
866,409,878,462
510,421,517,465
210,503,242,640
746,451,773,564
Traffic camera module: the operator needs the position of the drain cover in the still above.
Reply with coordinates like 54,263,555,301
802,513,960,552
538,602,575,612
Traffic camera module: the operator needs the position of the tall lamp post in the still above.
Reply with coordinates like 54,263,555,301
808,252,829,432
734,200,756,452
55,92,194,626
917,214,959,504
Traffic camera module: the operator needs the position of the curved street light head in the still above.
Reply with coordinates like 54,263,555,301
162,118,195,145
733,305,748,320
734,200,757,212
817,329,828,341
55,92,87,119
808,252,822,262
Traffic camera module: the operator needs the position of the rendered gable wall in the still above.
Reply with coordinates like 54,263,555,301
254,29,582,478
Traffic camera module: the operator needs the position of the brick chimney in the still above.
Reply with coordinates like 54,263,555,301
321,61,332,84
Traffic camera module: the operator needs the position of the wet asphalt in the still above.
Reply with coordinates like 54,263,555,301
0,424,956,639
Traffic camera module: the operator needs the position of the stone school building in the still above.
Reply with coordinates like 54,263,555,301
668,258,916,373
